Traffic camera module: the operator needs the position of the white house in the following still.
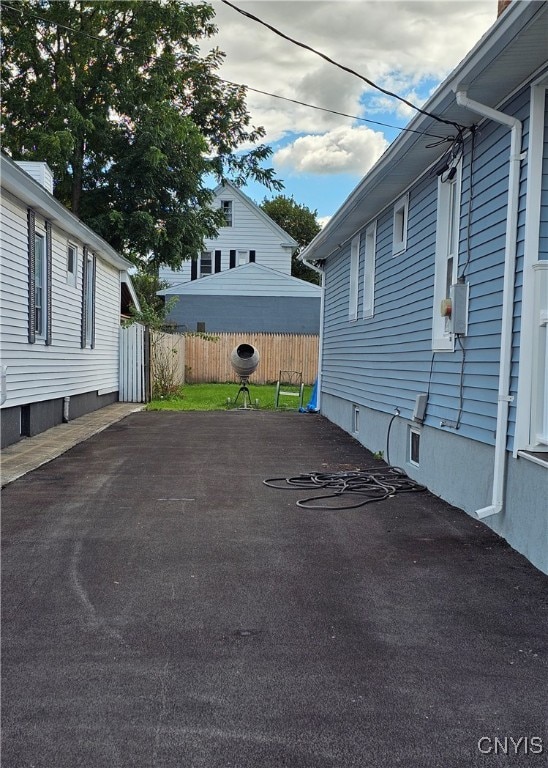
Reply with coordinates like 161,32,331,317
0,154,139,448
159,180,298,285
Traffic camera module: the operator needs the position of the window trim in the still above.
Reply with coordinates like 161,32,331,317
81,247,96,349
392,194,409,256
409,426,421,467
432,162,462,351
221,199,233,227
349,234,360,321
363,222,376,319
67,242,78,287
199,251,213,278
352,404,360,435
34,231,46,339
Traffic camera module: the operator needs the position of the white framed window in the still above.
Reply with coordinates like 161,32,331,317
530,263,548,447
349,234,360,321
392,194,409,256
199,251,212,277
85,252,95,347
352,404,360,435
34,232,46,337
409,426,421,467
67,242,78,287
238,250,249,265
432,161,462,351
221,200,233,227
363,222,376,319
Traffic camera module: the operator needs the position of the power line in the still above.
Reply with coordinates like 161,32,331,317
1,0,451,142
221,0,465,131
223,79,449,140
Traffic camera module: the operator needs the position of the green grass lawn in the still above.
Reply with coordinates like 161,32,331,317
146,383,313,411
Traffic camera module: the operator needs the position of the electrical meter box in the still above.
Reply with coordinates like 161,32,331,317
450,282,469,335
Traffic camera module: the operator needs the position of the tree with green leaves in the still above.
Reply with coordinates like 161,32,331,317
260,195,322,284
1,0,282,272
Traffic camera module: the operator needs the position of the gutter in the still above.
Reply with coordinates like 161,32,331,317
300,255,325,411
455,90,523,519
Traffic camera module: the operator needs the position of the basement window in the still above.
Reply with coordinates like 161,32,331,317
409,427,420,467
352,404,360,435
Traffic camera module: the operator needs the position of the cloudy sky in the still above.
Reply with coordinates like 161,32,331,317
204,0,498,222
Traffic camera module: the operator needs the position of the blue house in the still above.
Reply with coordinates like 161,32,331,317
301,1,548,573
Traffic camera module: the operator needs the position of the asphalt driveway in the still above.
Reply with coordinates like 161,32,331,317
2,411,547,768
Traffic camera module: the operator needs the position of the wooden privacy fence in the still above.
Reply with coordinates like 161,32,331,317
184,332,319,385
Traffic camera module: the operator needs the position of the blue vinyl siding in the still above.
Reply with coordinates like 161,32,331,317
322,84,533,449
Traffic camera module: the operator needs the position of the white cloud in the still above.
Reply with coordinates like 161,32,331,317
206,0,496,134
273,125,388,175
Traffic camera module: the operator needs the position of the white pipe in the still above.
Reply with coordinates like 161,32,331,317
63,396,70,423
455,90,522,519
300,256,325,411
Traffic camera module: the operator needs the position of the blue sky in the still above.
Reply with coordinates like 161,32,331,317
206,0,498,223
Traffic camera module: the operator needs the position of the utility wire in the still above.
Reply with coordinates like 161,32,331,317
223,79,449,140
2,1,452,142
221,0,465,131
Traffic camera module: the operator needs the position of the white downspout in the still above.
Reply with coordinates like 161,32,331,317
300,256,325,411
455,90,523,519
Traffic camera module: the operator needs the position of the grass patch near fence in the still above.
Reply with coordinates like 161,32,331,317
146,383,313,411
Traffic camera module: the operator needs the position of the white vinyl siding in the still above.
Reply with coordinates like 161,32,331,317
159,186,293,285
0,190,121,408
363,222,376,319
433,162,462,351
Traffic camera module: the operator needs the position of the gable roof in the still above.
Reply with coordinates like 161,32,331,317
158,262,321,297
213,180,299,249
301,0,548,264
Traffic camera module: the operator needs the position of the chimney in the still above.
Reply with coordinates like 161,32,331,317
14,161,54,194
497,0,511,16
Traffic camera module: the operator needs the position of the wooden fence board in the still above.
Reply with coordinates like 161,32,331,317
184,332,319,385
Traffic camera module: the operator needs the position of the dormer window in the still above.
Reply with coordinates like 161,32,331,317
221,200,233,227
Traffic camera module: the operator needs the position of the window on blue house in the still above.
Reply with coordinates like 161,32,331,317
363,222,376,319
349,234,360,321
392,194,409,256
433,161,462,351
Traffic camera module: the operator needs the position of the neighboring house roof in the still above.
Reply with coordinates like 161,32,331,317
158,262,322,297
1,153,134,273
301,0,548,264
213,180,299,250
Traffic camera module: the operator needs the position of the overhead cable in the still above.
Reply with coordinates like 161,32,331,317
221,0,465,131
1,1,452,141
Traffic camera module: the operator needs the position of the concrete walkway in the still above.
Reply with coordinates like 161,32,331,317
1,401,142,486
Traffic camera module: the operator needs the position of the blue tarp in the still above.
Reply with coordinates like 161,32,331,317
300,378,319,413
